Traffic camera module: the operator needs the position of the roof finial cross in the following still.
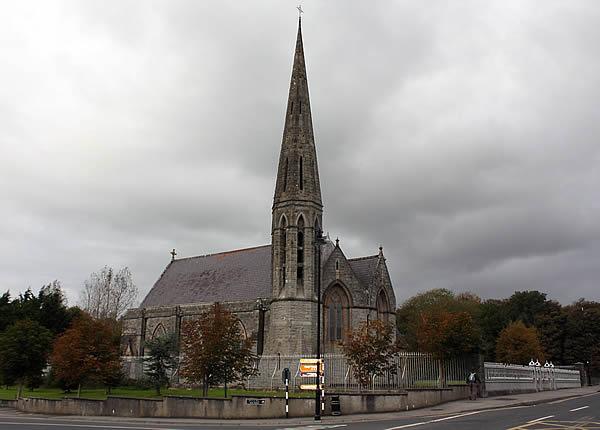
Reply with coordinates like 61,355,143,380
170,248,177,262
297,4,303,18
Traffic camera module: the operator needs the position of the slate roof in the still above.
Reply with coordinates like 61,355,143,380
139,242,378,308
348,255,380,288
140,245,272,308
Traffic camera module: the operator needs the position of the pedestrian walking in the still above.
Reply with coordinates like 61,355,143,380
466,369,480,400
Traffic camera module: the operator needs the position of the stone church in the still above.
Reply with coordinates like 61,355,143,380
121,19,396,359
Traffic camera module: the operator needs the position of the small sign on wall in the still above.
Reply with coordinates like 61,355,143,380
246,399,266,406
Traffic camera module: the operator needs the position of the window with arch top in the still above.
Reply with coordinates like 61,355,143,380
323,285,350,343
376,289,390,322
297,215,304,283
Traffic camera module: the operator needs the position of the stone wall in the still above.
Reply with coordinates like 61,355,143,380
121,300,264,378
14,386,471,418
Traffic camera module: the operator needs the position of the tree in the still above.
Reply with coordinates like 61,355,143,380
478,299,509,361
0,291,15,332
179,303,256,397
535,300,566,364
416,310,479,386
37,281,81,336
396,289,481,352
0,283,80,338
50,314,122,396
342,320,398,391
144,333,178,395
495,321,544,365
505,291,548,327
563,300,600,375
79,266,138,320
0,320,53,397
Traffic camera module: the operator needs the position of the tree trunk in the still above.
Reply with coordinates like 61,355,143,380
224,381,227,398
202,375,208,397
438,360,446,388
77,383,81,398
155,383,161,396
17,381,23,399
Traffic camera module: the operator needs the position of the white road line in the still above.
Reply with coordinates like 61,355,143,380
527,415,554,423
0,421,180,430
570,405,590,412
385,411,485,430
383,422,427,430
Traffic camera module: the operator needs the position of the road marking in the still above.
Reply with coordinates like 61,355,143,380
385,411,485,429
0,421,180,430
527,415,554,423
570,405,590,412
277,426,347,430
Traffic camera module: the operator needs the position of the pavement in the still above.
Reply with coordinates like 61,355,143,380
0,386,598,430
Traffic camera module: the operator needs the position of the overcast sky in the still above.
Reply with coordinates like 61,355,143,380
1,1,599,308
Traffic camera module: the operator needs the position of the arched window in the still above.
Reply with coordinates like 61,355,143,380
376,290,390,323
297,215,304,283
152,323,166,339
323,285,351,343
280,215,288,286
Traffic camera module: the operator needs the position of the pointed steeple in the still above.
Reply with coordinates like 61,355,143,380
273,18,322,207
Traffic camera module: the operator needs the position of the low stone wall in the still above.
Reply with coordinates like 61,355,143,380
15,386,470,419
333,386,470,415
0,400,17,408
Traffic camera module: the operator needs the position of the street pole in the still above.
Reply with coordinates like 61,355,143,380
315,228,323,421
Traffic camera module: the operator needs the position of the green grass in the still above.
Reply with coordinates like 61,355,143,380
0,386,313,401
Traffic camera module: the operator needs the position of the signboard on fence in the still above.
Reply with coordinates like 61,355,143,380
299,358,324,377
246,399,265,406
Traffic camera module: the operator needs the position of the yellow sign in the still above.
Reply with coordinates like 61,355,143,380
299,358,324,377
300,384,318,390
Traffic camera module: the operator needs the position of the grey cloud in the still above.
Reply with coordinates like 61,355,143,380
1,1,599,307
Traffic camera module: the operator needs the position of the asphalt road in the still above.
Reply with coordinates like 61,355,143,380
0,392,598,430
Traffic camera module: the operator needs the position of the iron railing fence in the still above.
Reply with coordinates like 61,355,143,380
246,353,477,392
484,362,581,393
123,353,476,392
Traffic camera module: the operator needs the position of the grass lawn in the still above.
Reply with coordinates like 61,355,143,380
0,386,313,401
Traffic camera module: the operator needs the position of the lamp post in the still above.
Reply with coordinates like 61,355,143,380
314,228,325,421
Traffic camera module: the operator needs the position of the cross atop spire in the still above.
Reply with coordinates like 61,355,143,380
297,4,303,18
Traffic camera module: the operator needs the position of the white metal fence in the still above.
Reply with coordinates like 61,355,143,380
246,353,476,392
484,362,581,394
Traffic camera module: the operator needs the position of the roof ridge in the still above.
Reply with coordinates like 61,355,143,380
348,254,379,262
174,244,271,262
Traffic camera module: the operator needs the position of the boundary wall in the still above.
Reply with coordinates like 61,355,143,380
14,387,469,419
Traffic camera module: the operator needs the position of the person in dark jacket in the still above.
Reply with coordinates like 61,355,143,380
466,369,481,400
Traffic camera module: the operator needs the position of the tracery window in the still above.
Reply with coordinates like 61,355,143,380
376,289,390,322
324,285,350,343
297,215,304,283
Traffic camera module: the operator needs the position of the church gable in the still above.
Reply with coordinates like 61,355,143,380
140,245,272,308
322,245,371,306
370,253,397,317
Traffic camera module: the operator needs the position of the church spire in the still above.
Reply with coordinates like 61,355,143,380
273,17,322,207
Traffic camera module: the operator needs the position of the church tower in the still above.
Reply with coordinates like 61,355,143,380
267,18,323,355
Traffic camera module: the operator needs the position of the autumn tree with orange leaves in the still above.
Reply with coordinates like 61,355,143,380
179,303,256,397
342,320,398,391
495,321,544,365
416,309,480,386
50,314,122,397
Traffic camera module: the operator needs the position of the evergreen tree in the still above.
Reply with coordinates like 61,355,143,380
0,320,53,397
144,333,178,395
